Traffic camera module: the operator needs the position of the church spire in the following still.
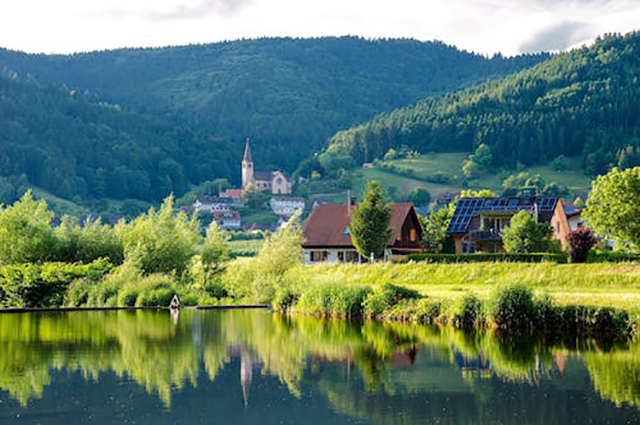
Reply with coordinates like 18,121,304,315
243,138,253,163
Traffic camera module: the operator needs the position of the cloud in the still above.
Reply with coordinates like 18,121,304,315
107,0,255,21
519,21,594,52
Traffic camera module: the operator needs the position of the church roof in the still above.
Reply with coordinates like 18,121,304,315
243,139,253,163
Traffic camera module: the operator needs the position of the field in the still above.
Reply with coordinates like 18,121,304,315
349,153,592,200
229,239,263,257
289,262,640,312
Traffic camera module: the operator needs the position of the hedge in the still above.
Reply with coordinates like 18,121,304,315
405,252,568,264
587,251,640,263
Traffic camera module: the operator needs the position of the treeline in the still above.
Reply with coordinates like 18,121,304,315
326,32,640,176
0,72,235,203
0,37,548,175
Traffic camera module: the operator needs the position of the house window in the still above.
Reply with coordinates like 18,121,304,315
338,252,344,262
410,228,416,242
310,251,328,262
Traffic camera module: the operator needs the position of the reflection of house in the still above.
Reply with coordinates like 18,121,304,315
302,203,423,264
193,196,244,212
213,210,241,230
447,196,570,254
242,140,292,195
270,197,305,217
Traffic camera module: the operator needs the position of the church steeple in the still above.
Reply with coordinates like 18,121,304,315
242,138,254,189
243,138,253,163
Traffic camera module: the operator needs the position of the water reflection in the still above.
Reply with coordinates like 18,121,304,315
0,309,637,423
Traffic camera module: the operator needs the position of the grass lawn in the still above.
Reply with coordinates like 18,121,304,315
292,262,640,312
242,210,280,224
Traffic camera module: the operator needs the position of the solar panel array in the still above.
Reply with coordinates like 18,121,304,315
447,197,558,234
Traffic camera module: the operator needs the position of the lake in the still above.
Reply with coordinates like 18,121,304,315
0,309,637,424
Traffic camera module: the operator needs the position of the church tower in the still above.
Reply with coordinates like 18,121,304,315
242,139,254,189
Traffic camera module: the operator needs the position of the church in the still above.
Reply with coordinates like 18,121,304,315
241,140,293,195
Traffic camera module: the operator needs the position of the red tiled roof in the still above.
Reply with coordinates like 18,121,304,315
302,203,415,248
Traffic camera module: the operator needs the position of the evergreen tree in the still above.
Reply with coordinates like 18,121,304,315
350,181,393,260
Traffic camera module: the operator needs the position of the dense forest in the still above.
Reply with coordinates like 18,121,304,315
0,71,235,203
0,37,547,174
326,32,640,176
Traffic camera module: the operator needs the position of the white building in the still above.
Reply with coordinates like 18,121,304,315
213,210,242,230
270,197,305,217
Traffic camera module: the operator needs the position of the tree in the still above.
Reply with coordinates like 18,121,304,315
473,143,493,167
350,181,393,260
420,206,453,253
115,195,201,274
458,189,496,199
585,167,640,251
54,216,124,265
408,187,431,206
244,183,268,209
0,191,55,265
567,227,598,263
462,160,481,179
255,214,305,277
551,155,568,171
502,210,553,253
201,221,231,274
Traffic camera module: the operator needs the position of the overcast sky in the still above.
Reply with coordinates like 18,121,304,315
1,0,639,55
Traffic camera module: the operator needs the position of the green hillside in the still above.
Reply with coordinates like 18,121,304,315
0,72,235,204
349,153,591,200
0,37,547,173
326,32,640,177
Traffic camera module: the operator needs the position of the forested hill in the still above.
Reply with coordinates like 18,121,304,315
327,32,640,176
0,37,547,172
0,71,235,203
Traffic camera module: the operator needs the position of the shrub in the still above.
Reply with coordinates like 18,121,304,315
490,284,537,331
0,259,112,308
587,251,640,263
568,227,598,263
407,253,567,263
64,278,94,307
453,293,485,328
204,283,229,300
363,283,420,317
272,287,300,312
502,210,554,253
296,284,372,317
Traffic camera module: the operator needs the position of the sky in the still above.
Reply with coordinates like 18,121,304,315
1,0,639,56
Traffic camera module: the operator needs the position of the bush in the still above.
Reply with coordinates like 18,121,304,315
407,253,567,263
204,283,229,300
64,278,94,307
272,287,300,312
567,227,598,263
490,284,537,331
296,284,372,317
587,251,640,263
363,282,420,317
453,293,485,328
0,259,112,308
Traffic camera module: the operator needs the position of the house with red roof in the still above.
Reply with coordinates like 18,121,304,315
301,203,423,264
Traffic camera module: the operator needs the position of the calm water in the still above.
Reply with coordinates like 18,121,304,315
0,309,637,424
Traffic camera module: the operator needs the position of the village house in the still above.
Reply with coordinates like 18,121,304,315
193,196,244,213
212,210,242,230
219,188,245,200
302,203,423,264
242,140,293,195
446,196,571,254
270,196,305,217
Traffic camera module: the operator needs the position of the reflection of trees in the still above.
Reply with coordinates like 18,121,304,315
0,311,198,406
584,343,640,408
0,309,638,416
